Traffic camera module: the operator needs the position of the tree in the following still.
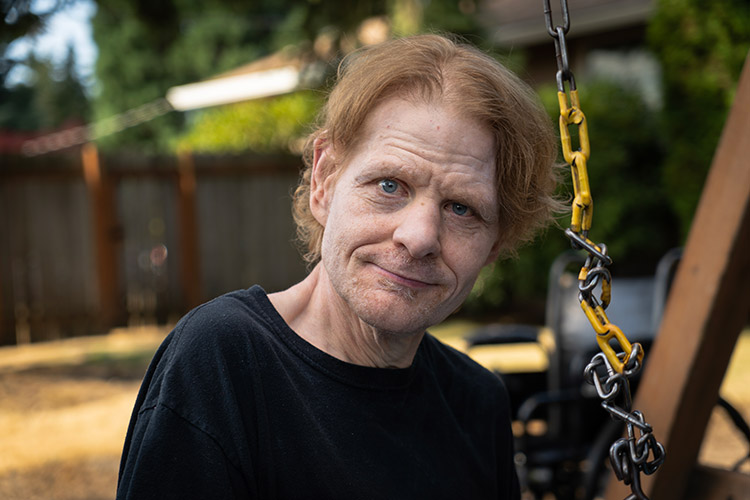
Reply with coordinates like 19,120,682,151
648,0,750,239
0,83,42,131
1,1,91,137
0,47,90,133
30,46,90,128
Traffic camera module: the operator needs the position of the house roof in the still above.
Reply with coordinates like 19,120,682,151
480,0,654,47
165,49,312,111
208,48,306,80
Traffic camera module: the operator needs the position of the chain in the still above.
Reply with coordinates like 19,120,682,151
542,1,665,498
21,97,173,156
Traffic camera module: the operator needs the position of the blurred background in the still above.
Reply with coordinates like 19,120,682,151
1,0,748,341
1,0,749,499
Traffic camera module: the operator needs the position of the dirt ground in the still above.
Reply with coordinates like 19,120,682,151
0,326,166,500
0,325,748,500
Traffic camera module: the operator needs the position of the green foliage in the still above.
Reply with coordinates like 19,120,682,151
0,84,42,130
30,47,91,128
422,0,480,36
177,91,322,154
0,47,90,131
388,0,480,37
270,0,387,48
648,0,750,239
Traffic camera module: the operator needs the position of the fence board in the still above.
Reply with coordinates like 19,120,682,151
0,175,97,342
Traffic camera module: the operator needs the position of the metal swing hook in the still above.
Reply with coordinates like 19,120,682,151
543,0,576,92
543,0,570,37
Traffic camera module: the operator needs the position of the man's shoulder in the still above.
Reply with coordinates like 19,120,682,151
181,285,271,330
127,287,276,479
169,285,279,345
150,286,283,377
140,286,284,410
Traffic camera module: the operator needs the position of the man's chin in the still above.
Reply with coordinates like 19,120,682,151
354,289,448,335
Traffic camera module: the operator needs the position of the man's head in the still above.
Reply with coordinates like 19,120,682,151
308,95,502,333
293,34,560,265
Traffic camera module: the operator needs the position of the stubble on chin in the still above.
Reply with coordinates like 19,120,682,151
375,276,416,301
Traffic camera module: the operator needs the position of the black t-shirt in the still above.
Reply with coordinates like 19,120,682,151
117,286,520,499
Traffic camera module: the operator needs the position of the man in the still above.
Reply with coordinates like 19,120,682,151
117,34,559,499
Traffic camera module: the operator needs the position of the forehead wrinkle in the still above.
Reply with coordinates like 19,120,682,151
356,95,497,169
380,128,494,170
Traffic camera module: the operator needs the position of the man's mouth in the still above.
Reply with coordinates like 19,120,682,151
370,263,436,288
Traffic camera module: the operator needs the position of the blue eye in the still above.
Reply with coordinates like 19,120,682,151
451,202,469,216
379,179,398,194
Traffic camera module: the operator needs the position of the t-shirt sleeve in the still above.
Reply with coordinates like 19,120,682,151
117,403,250,499
117,294,264,499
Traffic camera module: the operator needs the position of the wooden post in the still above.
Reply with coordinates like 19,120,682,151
0,261,6,345
177,151,202,310
82,143,122,329
605,54,750,499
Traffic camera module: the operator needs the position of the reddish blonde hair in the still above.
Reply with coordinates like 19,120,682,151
293,34,561,264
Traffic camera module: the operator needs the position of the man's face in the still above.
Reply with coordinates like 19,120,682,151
311,97,501,335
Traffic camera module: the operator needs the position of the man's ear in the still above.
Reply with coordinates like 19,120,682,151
310,136,336,226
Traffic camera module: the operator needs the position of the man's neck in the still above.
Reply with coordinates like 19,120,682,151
268,264,423,369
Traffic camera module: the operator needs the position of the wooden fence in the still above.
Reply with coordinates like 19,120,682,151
0,147,308,345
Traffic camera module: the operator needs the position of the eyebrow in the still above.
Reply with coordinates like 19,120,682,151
458,190,499,223
353,161,419,184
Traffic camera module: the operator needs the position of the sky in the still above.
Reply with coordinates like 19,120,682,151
5,0,98,90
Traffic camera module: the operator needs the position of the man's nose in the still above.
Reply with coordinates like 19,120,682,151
392,201,442,259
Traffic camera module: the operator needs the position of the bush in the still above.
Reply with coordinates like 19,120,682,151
176,90,322,154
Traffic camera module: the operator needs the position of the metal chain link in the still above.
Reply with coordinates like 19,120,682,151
21,97,173,156
542,1,665,498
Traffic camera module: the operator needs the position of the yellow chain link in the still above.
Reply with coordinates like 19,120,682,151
580,301,644,373
557,88,642,374
557,89,592,234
